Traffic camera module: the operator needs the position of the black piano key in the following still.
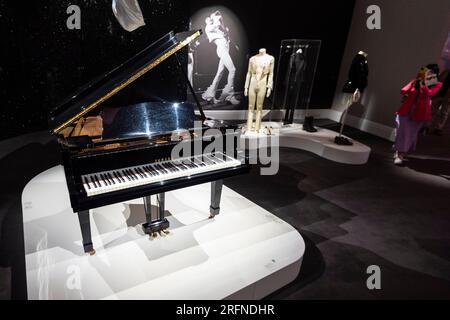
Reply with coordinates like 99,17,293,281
83,177,91,190
105,173,112,185
103,173,111,186
122,170,132,181
195,156,207,166
156,164,167,173
142,166,154,176
172,163,181,171
128,169,138,180
101,174,109,185
137,168,145,178
141,167,150,177
161,163,171,171
90,176,97,188
137,167,147,178
107,173,116,185
149,165,159,175
119,170,127,181
152,164,162,173
118,171,126,182
135,167,144,178
142,166,152,176
113,172,122,183
161,163,170,173
128,169,137,180
94,175,103,187
103,174,111,186
181,161,193,169
163,163,175,172
132,168,142,179
166,162,179,172
134,168,143,179
155,164,166,174
172,161,185,170
190,157,200,167
184,159,196,168
146,165,159,176
92,175,98,187
119,171,127,182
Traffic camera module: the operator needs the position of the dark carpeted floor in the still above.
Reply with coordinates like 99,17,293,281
1,120,450,300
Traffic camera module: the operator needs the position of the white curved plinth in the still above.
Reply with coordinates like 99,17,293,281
22,166,304,300
241,122,371,165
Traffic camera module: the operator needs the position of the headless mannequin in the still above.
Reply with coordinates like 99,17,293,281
245,48,275,132
336,50,368,145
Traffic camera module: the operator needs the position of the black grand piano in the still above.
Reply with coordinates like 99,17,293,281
48,30,250,255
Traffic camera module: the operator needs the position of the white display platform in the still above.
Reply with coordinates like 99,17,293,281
241,122,371,165
22,166,304,300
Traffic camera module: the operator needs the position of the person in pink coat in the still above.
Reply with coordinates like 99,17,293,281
394,67,443,165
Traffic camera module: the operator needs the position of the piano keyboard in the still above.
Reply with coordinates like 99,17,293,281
81,152,242,197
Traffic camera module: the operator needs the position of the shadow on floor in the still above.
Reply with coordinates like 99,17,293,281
406,157,450,180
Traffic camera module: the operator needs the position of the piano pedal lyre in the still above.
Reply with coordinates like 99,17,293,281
162,229,170,235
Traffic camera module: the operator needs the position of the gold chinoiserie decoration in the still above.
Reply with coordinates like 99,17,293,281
53,31,202,135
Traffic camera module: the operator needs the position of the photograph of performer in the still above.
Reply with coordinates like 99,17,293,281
201,11,239,105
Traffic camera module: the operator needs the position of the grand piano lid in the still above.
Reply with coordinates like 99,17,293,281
49,30,202,135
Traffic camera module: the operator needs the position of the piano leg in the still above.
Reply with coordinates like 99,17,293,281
143,196,152,223
157,193,165,220
77,210,95,255
210,180,224,218
142,193,170,237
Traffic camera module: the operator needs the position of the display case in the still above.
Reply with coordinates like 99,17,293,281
272,39,321,124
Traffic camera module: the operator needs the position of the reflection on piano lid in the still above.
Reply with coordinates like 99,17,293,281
48,30,202,135
101,102,196,140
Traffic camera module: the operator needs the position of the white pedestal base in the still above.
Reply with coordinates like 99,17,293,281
22,166,304,300
241,122,371,165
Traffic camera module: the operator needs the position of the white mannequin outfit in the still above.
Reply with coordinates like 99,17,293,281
245,49,275,131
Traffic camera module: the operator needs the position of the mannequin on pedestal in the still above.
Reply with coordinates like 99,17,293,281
336,50,368,146
244,48,275,132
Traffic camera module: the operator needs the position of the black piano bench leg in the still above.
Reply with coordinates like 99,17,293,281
77,210,96,255
210,180,224,218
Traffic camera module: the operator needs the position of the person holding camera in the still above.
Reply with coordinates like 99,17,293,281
394,67,442,165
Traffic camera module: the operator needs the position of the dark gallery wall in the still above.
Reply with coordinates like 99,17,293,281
0,0,189,140
0,0,355,140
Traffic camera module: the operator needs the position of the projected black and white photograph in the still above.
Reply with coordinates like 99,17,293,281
189,6,248,110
